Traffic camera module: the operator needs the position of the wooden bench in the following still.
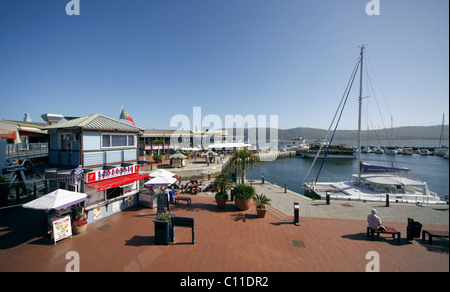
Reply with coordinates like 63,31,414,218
175,197,191,206
367,227,401,242
422,230,449,245
171,217,195,244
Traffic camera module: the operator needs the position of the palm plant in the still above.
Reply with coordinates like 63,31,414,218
214,174,233,193
230,149,259,184
253,194,271,209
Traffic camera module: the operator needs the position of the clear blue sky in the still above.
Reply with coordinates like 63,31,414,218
1,0,448,131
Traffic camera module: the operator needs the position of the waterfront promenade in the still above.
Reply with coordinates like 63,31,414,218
0,156,448,272
0,177,448,272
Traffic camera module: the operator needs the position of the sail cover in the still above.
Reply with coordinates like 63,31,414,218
360,162,410,173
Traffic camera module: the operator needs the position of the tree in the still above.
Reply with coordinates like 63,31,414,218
214,174,233,193
230,149,259,184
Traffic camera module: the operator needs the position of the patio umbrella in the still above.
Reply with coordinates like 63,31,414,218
22,189,89,211
144,175,177,186
149,169,176,178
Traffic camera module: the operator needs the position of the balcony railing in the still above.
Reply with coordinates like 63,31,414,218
6,143,49,158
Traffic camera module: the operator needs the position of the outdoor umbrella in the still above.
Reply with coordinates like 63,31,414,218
149,169,176,178
144,175,177,186
22,189,89,211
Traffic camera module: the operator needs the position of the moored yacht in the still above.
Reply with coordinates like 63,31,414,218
303,46,441,204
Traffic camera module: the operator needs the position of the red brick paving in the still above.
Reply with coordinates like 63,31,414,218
0,195,448,272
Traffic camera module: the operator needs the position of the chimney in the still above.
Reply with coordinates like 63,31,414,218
41,113,64,125
24,113,32,122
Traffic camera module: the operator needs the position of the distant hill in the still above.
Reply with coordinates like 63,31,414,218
232,125,449,143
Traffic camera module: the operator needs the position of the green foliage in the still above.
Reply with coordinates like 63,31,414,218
215,191,228,200
214,174,233,192
253,194,271,208
155,212,171,221
233,184,255,199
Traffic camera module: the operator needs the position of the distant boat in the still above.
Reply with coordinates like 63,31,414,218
373,147,384,154
401,148,414,155
303,46,441,204
298,142,356,159
435,114,447,157
444,149,449,159
385,147,398,155
419,149,431,156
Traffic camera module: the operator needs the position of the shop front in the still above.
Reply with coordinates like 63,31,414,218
45,163,149,225
82,164,149,224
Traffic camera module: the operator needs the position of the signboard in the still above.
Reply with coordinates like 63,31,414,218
52,216,72,244
86,164,140,183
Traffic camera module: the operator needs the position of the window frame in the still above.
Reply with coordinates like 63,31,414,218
101,133,136,149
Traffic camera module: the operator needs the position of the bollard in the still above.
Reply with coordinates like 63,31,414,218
294,202,299,225
386,194,390,207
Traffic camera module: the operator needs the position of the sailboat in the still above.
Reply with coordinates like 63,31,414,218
434,114,448,157
303,46,441,204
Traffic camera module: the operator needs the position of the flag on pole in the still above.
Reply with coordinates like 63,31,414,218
119,106,135,125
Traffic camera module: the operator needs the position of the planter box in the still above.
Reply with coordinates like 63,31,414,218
256,207,267,218
235,198,252,211
215,198,227,209
73,224,87,235
153,219,173,245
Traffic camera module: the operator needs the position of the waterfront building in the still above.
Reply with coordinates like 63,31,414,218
42,113,149,223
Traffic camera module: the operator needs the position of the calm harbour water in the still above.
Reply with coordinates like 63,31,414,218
241,151,449,200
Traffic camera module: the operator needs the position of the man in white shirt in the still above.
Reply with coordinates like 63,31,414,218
367,209,385,231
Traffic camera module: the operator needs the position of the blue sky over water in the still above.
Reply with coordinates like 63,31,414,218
1,0,448,130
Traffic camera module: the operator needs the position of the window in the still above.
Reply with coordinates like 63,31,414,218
102,134,135,148
107,187,123,200
102,135,111,147
112,135,127,147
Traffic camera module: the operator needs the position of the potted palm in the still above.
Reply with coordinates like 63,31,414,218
214,174,233,209
153,211,173,245
72,209,87,235
253,194,271,218
215,191,228,209
233,184,255,211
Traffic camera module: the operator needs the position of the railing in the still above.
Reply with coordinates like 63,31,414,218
5,143,49,158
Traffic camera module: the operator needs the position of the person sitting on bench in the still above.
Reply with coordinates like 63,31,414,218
367,209,386,232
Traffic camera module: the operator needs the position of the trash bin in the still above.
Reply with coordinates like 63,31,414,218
407,218,422,240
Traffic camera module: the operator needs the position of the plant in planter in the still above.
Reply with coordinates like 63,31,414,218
253,194,271,218
153,155,164,163
153,212,173,245
215,191,228,209
72,210,87,234
213,174,233,208
233,184,255,211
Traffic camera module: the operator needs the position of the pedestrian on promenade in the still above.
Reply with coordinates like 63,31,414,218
261,173,265,184
367,209,386,231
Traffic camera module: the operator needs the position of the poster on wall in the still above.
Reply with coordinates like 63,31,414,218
112,201,120,213
52,216,72,244
93,207,102,220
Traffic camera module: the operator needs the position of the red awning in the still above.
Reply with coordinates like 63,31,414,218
86,173,149,192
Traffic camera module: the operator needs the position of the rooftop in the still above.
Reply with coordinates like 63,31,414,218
42,113,143,132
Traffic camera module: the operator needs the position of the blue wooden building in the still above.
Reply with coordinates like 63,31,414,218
42,113,148,223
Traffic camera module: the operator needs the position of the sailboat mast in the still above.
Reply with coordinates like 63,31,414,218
357,45,365,186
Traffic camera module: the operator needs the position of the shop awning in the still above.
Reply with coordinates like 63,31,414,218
86,173,149,192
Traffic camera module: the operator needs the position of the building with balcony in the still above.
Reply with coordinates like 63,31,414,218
42,113,149,223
